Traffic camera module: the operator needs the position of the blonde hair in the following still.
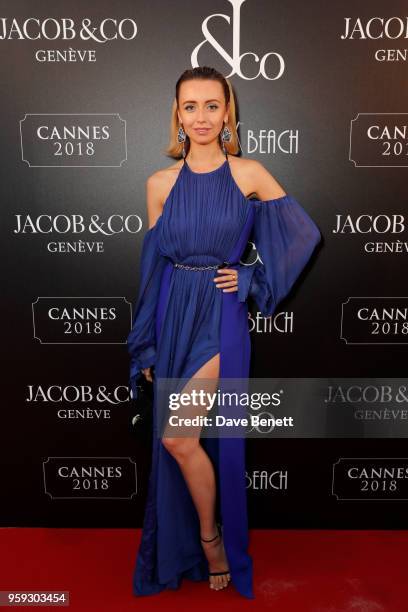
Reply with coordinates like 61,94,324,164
165,66,240,159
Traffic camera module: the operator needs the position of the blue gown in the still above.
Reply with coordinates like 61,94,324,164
127,154,321,599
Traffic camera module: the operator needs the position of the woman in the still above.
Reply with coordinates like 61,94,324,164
127,66,321,598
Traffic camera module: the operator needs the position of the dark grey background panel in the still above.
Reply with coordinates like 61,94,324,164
1,1,407,527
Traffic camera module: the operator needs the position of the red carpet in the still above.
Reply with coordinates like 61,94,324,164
0,528,405,611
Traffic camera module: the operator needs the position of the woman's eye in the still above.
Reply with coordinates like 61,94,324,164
184,104,219,111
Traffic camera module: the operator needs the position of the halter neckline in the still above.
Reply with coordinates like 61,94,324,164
183,152,229,176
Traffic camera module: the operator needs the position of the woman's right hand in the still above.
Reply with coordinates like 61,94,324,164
141,367,153,383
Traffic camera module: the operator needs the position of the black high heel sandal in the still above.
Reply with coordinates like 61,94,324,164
200,522,231,582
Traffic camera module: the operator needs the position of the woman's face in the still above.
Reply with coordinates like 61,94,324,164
177,79,229,146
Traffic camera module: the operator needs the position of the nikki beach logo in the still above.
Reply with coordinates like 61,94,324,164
191,0,285,80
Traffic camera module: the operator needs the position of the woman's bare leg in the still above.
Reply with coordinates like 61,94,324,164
161,353,230,590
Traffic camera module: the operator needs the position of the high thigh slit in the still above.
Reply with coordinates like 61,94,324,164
161,351,220,441
127,151,322,599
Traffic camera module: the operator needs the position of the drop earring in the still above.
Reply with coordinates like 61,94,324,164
177,124,187,158
220,123,232,155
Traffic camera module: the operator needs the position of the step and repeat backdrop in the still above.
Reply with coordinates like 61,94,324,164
2,1,408,528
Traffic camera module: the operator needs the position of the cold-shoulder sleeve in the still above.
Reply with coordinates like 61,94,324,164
127,217,167,399
237,194,321,317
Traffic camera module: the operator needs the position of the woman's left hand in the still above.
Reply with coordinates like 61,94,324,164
213,267,238,293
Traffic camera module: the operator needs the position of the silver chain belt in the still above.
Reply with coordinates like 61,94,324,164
174,260,230,271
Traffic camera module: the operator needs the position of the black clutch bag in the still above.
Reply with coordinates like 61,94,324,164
129,369,154,435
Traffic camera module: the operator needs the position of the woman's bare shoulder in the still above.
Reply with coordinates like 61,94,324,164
227,155,257,199
143,161,184,228
147,161,184,206
229,155,286,201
